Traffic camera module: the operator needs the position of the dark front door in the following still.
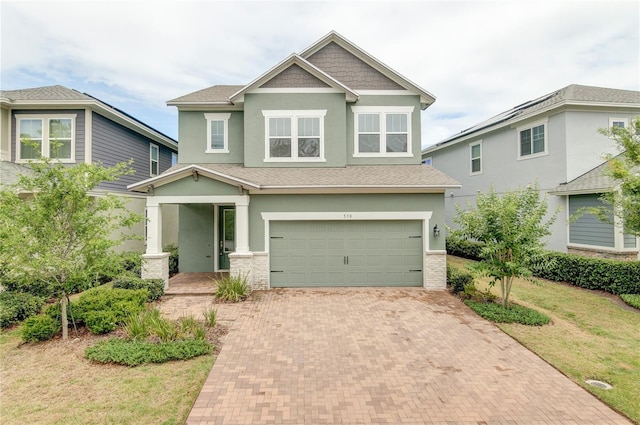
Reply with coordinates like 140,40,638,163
218,206,235,270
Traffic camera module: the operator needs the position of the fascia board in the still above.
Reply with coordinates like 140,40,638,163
127,165,260,192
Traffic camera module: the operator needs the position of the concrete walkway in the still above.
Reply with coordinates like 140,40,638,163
159,285,631,425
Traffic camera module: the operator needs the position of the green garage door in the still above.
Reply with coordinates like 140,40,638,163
270,220,423,287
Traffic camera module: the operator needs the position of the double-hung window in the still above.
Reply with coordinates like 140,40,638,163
205,113,231,153
150,144,159,176
17,115,75,162
609,117,628,130
263,110,326,162
517,120,547,159
352,106,414,157
470,141,482,175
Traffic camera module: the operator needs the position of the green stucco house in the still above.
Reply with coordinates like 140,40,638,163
128,31,459,290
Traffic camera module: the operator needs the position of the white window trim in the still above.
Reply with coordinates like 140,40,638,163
609,117,628,128
516,118,548,160
205,113,231,153
469,140,482,175
262,110,327,162
150,144,159,177
351,106,414,157
15,114,77,163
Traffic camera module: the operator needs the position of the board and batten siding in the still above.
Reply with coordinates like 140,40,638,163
91,112,173,192
10,109,85,163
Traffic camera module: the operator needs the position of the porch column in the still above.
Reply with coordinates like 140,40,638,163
142,202,169,288
235,196,250,253
146,204,163,254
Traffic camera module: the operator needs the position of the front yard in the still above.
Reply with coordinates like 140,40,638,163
448,255,640,424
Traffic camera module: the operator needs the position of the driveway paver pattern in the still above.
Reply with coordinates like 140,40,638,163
161,287,631,425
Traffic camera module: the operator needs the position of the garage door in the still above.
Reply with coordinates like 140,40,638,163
269,220,423,287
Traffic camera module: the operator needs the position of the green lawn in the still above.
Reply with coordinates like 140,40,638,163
0,326,215,424
448,255,640,424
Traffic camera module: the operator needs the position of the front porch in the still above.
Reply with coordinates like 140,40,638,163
164,272,229,295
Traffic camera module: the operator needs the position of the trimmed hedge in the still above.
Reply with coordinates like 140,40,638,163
21,315,61,342
620,294,640,309
112,275,164,301
446,265,474,293
0,291,45,328
446,238,640,295
85,338,212,367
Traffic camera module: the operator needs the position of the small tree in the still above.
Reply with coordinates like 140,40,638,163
596,116,640,237
449,184,556,308
0,158,141,339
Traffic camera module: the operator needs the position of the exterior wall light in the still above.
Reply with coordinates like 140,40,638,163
433,224,440,237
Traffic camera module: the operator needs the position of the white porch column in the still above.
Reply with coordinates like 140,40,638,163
146,204,163,254
142,201,169,288
235,196,250,253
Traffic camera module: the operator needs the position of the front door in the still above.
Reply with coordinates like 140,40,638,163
218,206,235,270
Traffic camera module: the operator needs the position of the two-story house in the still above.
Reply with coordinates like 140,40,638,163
422,84,640,260
0,85,179,251
129,31,459,289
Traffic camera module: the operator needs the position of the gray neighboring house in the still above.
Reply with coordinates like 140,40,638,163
0,85,179,252
422,84,640,260
129,31,460,289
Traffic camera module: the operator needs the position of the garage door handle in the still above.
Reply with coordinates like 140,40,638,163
410,269,422,272
271,270,284,273
344,256,349,265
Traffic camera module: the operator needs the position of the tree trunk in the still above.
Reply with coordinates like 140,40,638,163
502,276,512,308
61,293,68,340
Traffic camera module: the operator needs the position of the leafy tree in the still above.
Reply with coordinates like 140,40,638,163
449,185,556,308
0,158,141,339
596,116,640,237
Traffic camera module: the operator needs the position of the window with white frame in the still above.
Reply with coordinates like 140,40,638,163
609,117,628,129
150,144,159,176
171,152,178,166
352,106,414,156
518,120,547,159
205,113,231,153
17,115,75,162
262,110,326,161
470,141,482,174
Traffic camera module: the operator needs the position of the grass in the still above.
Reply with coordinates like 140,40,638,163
448,255,640,424
621,294,640,309
0,322,216,424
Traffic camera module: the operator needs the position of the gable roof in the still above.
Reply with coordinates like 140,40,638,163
128,163,460,194
300,31,435,109
1,85,178,150
424,84,640,154
167,31,435,109
549,154,636,195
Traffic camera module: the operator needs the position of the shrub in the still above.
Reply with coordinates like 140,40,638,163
446,265,474,293
464,300,550,326
0,274,52,298
446,237,484,260
202,306,217,327
215,274,251,302
112,275,164,301
178,314,207,340
530,252,640,295
73,287,147,333
85,311,118,334
21,315,61,342
85,338,212,367
118,251,143,277
164,244,179,276
458,283,497,303
620,294,640,309
0,292,45,328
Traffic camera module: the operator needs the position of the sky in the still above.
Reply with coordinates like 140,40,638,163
1,0,639,149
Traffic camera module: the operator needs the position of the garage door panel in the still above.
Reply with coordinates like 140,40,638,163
270,220,422,288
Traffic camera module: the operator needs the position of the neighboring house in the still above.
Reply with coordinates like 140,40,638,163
0,85,179,252
422,84,640,260
128,31,459,289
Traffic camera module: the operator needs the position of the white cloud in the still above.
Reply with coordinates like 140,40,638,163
2,1,638,147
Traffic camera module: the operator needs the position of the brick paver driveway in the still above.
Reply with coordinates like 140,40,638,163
170,288,630,425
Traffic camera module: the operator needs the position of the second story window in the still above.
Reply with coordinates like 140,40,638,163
352,106,414,157
262,110,326,162
470,141,482,174
150,144,159,176
205,113,231,153
171,152,178,166
17,115,75,162
518,119,547,159
609,117,628,129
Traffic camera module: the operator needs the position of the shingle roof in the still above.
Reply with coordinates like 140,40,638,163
426,84,640,152
551,159,617,194
0,160,33,188
167,85,245,104
1,85,92,101
128,163,460,193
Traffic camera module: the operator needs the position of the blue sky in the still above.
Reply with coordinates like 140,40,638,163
1,0,638,148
